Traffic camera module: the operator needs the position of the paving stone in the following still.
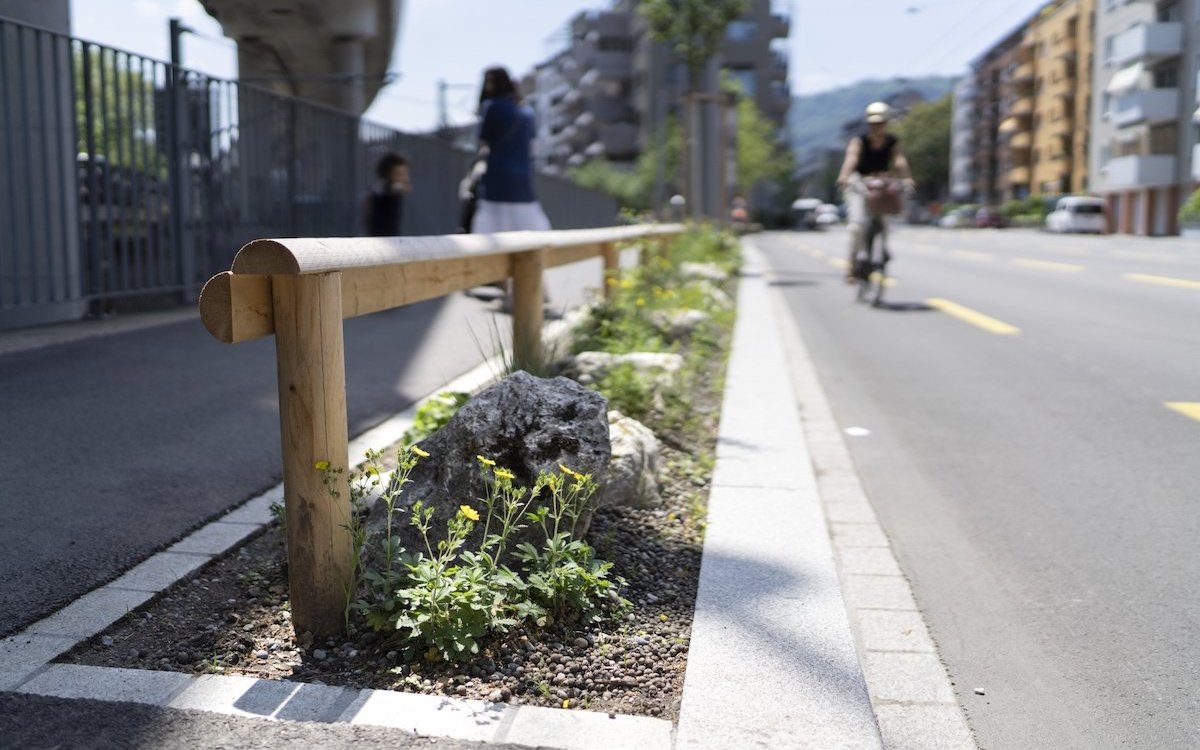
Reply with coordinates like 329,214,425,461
863,652,957,704
858,610,936,653
839,547,904,577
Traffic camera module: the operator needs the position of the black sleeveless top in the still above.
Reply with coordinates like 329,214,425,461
367,191,404,237
854,133,897,175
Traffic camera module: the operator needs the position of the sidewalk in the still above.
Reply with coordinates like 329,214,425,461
1,236,973,748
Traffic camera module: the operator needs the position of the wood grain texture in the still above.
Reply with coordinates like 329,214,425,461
271,272,353,637
510,249,545,372
231,226,682,276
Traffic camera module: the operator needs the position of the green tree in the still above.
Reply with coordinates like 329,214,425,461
74,49,157,171
732,93,779,197
638,0,749,92
892,94,952,202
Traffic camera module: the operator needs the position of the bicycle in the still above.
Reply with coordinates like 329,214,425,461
848,175,907,307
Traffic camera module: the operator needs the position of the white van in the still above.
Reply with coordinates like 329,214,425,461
1045,196,1107,234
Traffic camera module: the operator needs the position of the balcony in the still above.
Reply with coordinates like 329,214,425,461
769,13,790,39
768,51,788,81
1110,23,1183,67
1010,131,1032,148
1111,89,1180,128
1104,154,1176,188
1008,97,1034,116
1008,166,1031,184
1013,62,1035,82
1193,144,1200,181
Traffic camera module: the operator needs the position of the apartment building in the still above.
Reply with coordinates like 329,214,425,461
970,28,1024,203
1092,0,1199,235
963,0,1095,204
950,76,977,201
1029,0,1095,195
525,0,790,177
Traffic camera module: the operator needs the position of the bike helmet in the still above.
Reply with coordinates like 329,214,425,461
865,102,892,123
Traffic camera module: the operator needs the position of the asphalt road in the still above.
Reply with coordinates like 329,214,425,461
757,227,1200,750
0,257,608,639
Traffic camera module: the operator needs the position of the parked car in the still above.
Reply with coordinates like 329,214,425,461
938,208,972,228
815,204,841,225
791,198,823,230
974,207,1009,229
1045,196,1107,234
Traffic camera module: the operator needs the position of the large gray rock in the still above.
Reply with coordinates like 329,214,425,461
596,411,661,510
364,372,611,561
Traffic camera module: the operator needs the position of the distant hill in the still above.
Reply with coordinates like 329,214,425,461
789,76,958,160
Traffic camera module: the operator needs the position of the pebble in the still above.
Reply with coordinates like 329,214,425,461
100,636,114,647
572,637,590,649
974,688,986,696
312,649,328,660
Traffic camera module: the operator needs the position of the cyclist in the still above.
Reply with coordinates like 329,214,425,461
835,102,914,284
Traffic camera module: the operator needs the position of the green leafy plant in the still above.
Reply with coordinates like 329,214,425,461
402,391,470,445
330,451,627,662
1179,188,1200,225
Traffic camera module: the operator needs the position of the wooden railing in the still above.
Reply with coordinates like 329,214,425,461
198,224,682,635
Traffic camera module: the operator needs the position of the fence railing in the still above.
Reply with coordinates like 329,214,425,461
198,223,682,636
0,13,618,331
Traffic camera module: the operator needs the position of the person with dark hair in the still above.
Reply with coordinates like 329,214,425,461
365,151,412,236
470,66,550,234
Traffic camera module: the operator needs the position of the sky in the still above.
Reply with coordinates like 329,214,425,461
69,0,1055,133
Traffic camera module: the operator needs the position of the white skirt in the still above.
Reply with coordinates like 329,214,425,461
472,199,551,233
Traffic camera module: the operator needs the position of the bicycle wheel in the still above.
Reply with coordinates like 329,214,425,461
856,221,880,303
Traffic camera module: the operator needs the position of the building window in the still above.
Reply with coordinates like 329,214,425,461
1103,35,1114,66
1153,66,1178,88
725,68,757,96
726,20,758,41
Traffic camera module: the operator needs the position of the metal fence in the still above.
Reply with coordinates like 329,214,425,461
0,14,618,331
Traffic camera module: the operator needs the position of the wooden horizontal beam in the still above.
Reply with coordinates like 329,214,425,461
199,272,273,344
231,225,682,276
200,254,513,344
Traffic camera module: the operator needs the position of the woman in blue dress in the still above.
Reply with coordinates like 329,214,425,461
471,66,551,233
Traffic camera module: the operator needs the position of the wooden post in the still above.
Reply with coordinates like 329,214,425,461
511,249,544,372
601,242,619,301
271,272,352,637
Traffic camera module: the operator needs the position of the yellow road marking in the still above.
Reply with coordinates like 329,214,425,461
926,298,1020,335
951,250,993,261
1165,402,1200,422
1125,273,1200,291
1012,258,1084,273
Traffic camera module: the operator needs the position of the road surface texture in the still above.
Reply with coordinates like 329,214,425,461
758,226,1199,750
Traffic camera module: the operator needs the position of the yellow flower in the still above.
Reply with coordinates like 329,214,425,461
477,455,496,467
620,278,634,290
459,505,480,522
364,465,379,476
559,463,582,479
635,297,645,307
411,446,429,458
562,699,571,709
314,460,330,471
494,468,515,481
606,276,619,287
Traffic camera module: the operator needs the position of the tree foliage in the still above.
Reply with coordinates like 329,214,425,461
73,48,157,170
638,0,749,89
892,94,952,202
